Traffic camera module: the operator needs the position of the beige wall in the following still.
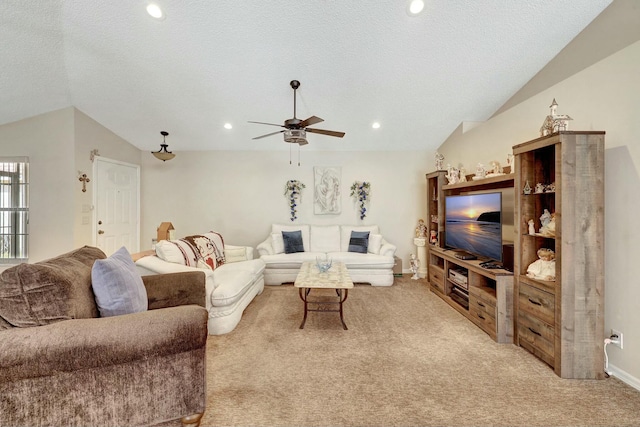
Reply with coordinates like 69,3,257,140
73,109,142,248
0,108,76,263
140,150,431,269
0,107,141,265
438,40,640,386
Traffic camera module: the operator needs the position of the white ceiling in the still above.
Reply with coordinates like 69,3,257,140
0,0,612,152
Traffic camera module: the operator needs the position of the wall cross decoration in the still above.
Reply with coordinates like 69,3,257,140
78,173,90,192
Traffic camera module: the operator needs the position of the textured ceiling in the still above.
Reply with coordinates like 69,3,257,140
0,0,612,152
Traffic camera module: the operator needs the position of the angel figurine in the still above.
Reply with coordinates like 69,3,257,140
410,254,420,280
435,151,444,170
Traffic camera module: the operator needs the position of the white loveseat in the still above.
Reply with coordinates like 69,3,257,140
257,224,397,286
136,245,265,335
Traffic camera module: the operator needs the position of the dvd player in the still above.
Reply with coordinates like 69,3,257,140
454,251,477,260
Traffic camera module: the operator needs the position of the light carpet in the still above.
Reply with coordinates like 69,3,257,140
200,277,640,427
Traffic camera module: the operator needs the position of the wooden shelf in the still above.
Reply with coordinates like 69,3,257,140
514,131,605,379
428,246,513,344
443,173,514,191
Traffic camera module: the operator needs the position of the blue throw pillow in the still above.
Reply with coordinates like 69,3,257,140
348,231,370,254
91,246,148,317
282,230,304,254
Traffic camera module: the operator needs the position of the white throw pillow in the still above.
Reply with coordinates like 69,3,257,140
225,247,247,263
340,225,380,252
271,233,285,254
368,234,383,254
155,240,186,264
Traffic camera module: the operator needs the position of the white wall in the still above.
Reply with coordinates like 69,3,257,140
140,150,430,270
0,108,76,263
438,40,640,386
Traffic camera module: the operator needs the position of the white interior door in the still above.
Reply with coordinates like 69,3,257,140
93,157,140,256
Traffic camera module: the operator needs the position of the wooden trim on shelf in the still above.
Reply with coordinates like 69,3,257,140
443,173,514,191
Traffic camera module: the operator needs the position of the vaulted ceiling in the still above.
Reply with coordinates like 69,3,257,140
1,0,613,152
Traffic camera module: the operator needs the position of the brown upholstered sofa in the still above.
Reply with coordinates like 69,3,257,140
0,246,208,427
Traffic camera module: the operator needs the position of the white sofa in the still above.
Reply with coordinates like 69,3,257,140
135,245,265,335
257,224,396,286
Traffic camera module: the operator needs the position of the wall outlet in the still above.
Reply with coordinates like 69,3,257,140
610,329,624,349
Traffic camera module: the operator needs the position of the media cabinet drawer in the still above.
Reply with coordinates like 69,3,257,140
518,316,555,367
429,266,445,293
469,295,496,336
470,294,495,318
518,283,555,326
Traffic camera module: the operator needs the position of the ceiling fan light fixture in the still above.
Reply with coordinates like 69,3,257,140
152,131,175,161
284,129,307,144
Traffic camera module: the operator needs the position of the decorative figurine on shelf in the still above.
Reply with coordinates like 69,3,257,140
545,182,556,193
535,183,545,193
459,167,467,182
506,154,514,173
488,161,503,176
446,166,459,184
540,98,573,136
430,230,438,245
539,211,556,237
473,163,487,180
410,254,420,280
523,180,532,195
435,151,444,171
528,219,536,235
415,219,428,238
540,209,552,228
526,248,556,281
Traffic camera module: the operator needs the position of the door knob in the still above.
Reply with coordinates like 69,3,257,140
98,230,105,235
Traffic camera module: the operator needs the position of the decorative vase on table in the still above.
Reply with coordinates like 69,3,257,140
316,256,332,273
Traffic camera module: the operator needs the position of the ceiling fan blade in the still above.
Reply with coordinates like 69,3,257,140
248,121,285,128
299,116,324,128
252,130,285,140
298,139,309,146
306,128,345,138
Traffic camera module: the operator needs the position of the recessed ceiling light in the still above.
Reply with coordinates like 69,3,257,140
146,3,165,20
407,0,425,16
224,123,233,130
372,122,381,129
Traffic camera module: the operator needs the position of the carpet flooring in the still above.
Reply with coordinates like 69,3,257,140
200,276,640,426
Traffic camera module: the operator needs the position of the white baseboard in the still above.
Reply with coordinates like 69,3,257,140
608,364,640,391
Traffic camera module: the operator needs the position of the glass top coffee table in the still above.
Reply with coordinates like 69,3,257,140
294,261,354,330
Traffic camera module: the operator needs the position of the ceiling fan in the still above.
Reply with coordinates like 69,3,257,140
249,80,345,146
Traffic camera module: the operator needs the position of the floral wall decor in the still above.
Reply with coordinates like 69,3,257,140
350,181,371,220
284,180,305,221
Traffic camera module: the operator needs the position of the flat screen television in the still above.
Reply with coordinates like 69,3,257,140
445,192,502,262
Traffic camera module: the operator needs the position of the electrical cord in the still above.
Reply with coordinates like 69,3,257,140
604,338,611,378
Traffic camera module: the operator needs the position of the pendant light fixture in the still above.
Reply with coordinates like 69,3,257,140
152,131,175,162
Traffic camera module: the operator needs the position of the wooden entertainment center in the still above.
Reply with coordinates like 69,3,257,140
426,131,605,379
427,172,515,344
428,246,514,343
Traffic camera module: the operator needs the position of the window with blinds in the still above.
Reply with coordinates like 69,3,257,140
0,157,29,262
